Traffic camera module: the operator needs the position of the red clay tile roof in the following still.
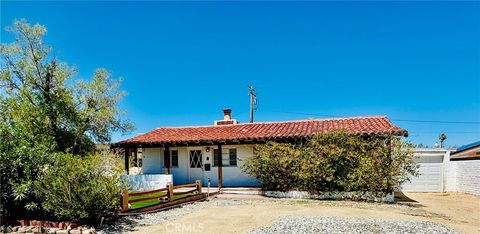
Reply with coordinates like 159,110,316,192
111,116,407,147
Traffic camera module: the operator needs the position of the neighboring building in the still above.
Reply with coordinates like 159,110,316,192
402,142,480,196
450,141,480,160
111,109,406,189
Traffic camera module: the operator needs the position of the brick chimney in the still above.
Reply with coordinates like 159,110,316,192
223,108,232,121
215,108,238,125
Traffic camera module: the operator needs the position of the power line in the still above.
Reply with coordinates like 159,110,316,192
268,110,340,118
393,119,480,124
267,110,480,125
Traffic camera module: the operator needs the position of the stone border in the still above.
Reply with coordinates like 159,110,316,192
263,191,394,202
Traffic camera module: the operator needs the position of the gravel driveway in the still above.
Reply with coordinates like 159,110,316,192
250,216,456,234
100,193,479,234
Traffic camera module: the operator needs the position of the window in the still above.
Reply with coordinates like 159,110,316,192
213,149,220,167
163,150,179,168
213,148,237,167
171,150,178,167
229,149,237,166
189,150,202,168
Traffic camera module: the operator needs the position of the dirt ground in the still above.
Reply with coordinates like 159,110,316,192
400,192,480,233
132,192,480,234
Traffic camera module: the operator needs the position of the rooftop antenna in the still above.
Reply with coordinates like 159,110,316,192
248,85,257,123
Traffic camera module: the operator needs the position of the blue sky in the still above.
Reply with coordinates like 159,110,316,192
2,1,479,147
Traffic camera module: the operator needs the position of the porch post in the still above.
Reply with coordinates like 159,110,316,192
217,144,222,192
124,147,130,175
164,146,171,175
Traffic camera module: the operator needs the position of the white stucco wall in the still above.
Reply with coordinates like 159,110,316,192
142,148,164,174
120,174,172,191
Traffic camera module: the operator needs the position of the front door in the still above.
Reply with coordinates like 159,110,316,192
188,150,203,183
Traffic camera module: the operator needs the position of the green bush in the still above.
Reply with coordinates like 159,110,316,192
35,153,123,222
244,142,302,191
243,131,418,194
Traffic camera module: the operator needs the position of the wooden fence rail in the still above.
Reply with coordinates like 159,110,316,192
121,180,203,212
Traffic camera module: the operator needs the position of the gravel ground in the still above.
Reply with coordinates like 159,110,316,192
249,216,457,234
97,198,444,233
97,199,251,233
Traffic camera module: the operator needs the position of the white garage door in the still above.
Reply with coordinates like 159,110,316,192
402,155,443,192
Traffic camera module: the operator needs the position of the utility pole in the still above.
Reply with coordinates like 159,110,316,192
248,85,257,123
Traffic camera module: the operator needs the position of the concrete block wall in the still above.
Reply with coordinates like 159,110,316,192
446,160,480,195
444,157,457,192
443,149,480,196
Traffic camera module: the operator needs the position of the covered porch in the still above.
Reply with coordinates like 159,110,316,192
120,142,263,191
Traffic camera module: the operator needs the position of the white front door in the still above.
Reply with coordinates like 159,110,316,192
188,150,204,183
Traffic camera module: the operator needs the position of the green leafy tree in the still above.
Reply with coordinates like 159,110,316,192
0,19,132,218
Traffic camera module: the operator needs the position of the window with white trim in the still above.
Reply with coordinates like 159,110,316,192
213,148,237,167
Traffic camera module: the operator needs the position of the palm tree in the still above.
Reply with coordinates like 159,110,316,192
439,133,447,148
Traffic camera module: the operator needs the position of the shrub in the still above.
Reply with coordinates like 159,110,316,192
243,142,302,191
243,131,418,194
35,153,123,223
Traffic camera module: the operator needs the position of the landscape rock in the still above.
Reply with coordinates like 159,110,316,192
17,226,28,233
264,191,395,202
46,228,60,233
69,229,81,234
249,215,457,234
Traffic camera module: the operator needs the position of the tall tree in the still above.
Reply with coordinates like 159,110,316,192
0,19,132,217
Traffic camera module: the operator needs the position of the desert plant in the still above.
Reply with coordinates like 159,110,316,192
35,153,124,223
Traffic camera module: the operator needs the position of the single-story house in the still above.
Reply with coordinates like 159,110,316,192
111,109,407,189
450,141,480,160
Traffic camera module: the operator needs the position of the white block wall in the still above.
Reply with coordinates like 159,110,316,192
445,159,480,195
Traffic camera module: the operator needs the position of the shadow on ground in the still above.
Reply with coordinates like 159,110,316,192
394,192,427,208
395,192,417,202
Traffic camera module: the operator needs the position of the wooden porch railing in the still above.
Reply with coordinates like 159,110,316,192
121,180,202,212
